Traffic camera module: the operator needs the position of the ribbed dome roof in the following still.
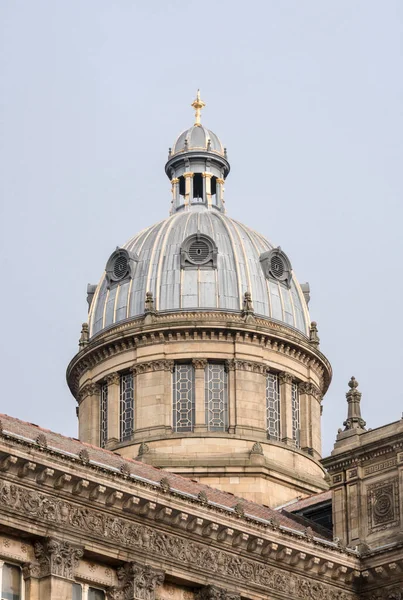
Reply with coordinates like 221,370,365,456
89,205,310,338
172,124,224,156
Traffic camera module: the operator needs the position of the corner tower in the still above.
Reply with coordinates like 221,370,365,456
67,93,332,506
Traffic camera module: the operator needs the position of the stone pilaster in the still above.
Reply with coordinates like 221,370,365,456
171,177,179,211
279,371,293,445
79,382,101,445
107,561,164,600
183,172,194,206
34,537,83,598
202,172,213,206
216,177,225,210
193,358,208,432
105,372,120,446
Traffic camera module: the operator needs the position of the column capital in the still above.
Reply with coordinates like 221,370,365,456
202,172,213,178
279,371,293,385
170,178,179,184
183,171,194,178
34,537,83,580
105,372,120,386
108,561,164,600
216,178,225,185
192,358,208,370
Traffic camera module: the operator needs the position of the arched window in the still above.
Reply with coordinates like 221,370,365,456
266,372,280,440
173,363,195,432
120,373,134,441
205,363,228,431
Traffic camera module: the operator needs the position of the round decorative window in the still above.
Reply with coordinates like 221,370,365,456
260,247,292,288
270,255,285,279
113,254,129,279
180,233,218,269
189,240,210,263
105,247,138,288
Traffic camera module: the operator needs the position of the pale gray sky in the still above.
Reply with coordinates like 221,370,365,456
0,1,402,456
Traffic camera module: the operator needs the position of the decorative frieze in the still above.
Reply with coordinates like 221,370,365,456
34,537,83,579
0,479,356,599
364,458,397,476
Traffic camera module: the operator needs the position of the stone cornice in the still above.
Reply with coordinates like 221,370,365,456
0,474,359,599
322,433,403,474
0,436,358,571
66,312,332,399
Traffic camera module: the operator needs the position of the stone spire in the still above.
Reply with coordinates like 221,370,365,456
343,376,366,432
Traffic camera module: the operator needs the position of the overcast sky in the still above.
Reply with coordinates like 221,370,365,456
0,1,402,457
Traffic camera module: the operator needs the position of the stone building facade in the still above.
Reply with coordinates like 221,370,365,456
0,93,401,599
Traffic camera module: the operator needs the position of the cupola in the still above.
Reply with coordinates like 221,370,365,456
165,91,230,214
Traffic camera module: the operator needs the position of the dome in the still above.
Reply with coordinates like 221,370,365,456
171,124,225,157
89,204,310,338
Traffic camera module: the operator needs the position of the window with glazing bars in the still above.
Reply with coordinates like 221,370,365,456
205,363,228,431
72,583,105,600
120,373,134,441
100,382,108,448
266,373,280,439
291,381,300,447
1,563,21,600
172,364,195,431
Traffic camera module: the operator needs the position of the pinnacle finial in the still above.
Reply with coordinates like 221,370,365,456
343,375,366,432
191,89,205,126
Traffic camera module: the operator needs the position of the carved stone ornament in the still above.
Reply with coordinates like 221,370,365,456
22,562,41,580
197,584,240,600
0,480,356,600
159,477,171,493
34,537,83,580
242,291,254,315
250,442,263,455
367,477,400,532
35,433,48,449
132,360,174,376
108,561,164,600
79,449,90,465
192,358,208,370
79,322,89,350
343,376,366,431
138,442,150,457
198,490,209,505
106,372,121,386
279,371,293,385
144,291,156,314
309,321,320,347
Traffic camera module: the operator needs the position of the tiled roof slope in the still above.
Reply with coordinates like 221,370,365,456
0,413,328,537
282,491,332,513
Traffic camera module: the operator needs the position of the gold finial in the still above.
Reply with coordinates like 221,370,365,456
191,89,205,126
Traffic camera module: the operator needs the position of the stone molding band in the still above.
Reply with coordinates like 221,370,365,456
67,319,331,399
